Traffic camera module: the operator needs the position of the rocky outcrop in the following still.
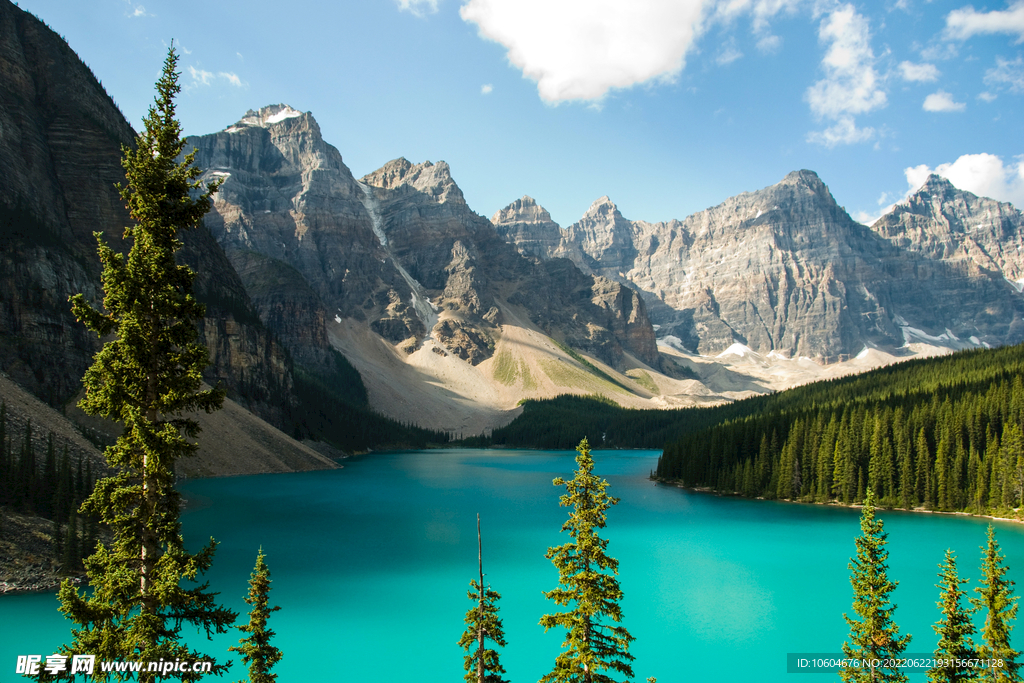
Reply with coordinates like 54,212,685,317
0,1,296,425
190,113,662,371
495,171,1024,361
491,196,564,262
871,175,1024,282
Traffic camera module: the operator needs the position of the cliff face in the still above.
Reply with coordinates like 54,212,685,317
495,171,1024,361
491,196,564,262
0,1,294,424
871,174,1024,281
190,109,662,371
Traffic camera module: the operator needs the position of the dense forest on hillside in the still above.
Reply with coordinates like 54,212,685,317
469,344,1024,516
657,344,1024,515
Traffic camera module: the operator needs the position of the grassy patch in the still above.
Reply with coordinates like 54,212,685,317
540,359,629,396
626,369,658,393
493,350,517,386
553,341,633,393
520,360,537,391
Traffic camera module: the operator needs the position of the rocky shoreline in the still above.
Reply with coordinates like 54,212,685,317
0,509,86,595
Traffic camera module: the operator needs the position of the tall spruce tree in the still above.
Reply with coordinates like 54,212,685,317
841,488,911,683
56,45,235,681
929,550,979,682
458,514,507,683
972,526,1021,682
540,438,635,683
230,549,282,683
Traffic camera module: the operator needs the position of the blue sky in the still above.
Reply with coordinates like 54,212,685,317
15,0,1024,227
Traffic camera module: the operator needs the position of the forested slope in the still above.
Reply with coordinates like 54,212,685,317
657,344,1024,514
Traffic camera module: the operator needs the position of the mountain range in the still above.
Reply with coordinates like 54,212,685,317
2,0,1023,460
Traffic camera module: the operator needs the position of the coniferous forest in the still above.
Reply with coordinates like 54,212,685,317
656,343,1024,515
469,342,1024,517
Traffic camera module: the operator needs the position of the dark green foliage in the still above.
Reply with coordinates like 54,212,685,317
465,394,683,450
540,438,634,683
230,549,282,683
656,343,1024,516
458,580,507,683
56,46,236,681
290,364,448,450
929,550,979,682
841,489,911,682
972,526,1022,682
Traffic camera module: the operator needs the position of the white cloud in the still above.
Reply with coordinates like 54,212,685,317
943,1,1024,42
220,72,243,87
806,116,876,147
717,38,743,65
898,60,939,82
125,1,150,17
188,66,214,86
396,0,439,16
978,90,998,101
985,56,1024,93
853,208,885,225
905,153,1024,208
805,5,886,146
459,0,712,102
756,33,782,52
923,89,966,111
713,0,802,34
481,83,493,94
187,66,244,89
920,42,960,62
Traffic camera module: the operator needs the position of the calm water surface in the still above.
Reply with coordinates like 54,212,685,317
4,448,1024,682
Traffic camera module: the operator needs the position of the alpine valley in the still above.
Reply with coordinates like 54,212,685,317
2,0,1024,464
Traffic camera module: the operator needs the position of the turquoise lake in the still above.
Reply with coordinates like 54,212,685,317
4,448,1024,682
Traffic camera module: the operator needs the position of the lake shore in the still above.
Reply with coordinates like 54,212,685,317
658,477,1024,525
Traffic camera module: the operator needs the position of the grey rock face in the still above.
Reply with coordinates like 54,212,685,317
190,111,662,370
871,174,1024,282
491,196,564,262
0,1,294,423
495,170,1024,361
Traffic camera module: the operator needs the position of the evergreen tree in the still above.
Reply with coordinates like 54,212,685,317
230,549,282,683
540,437,635,683
458,514,507,683
56,45,235,681
972,526,1021,682
841,489,911,682
929,550,979,682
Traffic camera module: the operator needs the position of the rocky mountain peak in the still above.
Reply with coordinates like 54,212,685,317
361,158,464,205
492,195,554,225
920,173,955,191
781,169,824,187
584,195,621,219
228,104,308,131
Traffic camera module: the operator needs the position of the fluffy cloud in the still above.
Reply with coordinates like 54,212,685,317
899,61,939,82
806,116,875,147
125,1,150,17
805,5,886,146
943,0,1024,42
923,90,966,112
396,0,439,16
716,38,743,65
481,84,493,94
459,0,712,102
905,153,1024,208
187,66,244,89
985,56,1024,93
